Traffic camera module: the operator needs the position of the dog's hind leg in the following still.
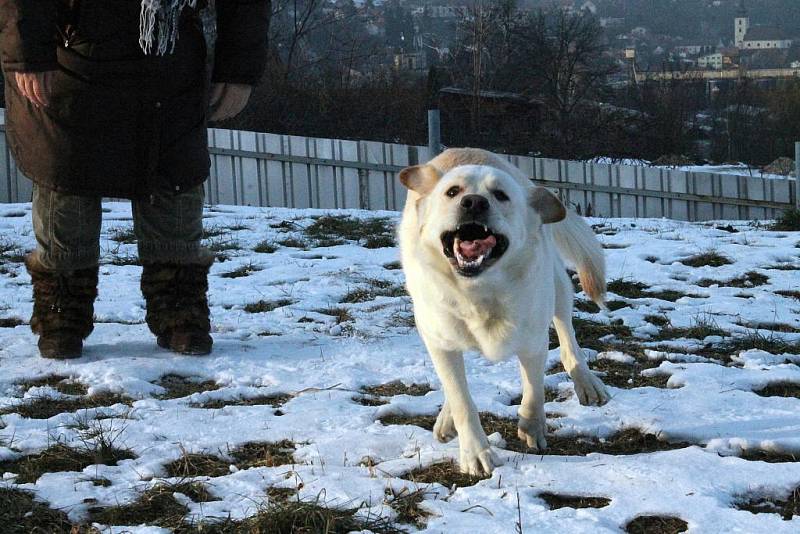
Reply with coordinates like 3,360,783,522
553,267,611,406
517,343,549,451
427,346,501,476
433,400,457,443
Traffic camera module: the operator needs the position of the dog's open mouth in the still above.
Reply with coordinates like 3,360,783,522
441,223,509,277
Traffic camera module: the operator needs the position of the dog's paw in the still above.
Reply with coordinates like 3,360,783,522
517,415,548,451
459,446,501,476
572,369,611,406
433,407,457,443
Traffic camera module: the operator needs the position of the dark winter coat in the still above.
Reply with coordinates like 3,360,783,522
0,0,269,198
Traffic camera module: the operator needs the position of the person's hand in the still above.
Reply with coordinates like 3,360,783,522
14,71,57,108
209,83,252,122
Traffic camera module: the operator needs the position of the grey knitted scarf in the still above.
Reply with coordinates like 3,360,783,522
139,0,198,55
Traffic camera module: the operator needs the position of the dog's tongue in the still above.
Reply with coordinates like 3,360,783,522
457,235,497,260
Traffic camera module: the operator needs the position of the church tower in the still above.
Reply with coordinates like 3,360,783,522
734,1,749,48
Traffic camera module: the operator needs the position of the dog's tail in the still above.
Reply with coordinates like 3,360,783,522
551,211,606,306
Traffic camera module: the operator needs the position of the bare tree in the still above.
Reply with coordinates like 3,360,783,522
522,9,617,158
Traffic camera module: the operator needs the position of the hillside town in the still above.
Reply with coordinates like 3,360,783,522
327,0,800,82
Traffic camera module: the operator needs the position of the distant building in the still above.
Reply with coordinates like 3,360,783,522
425,5,466,19
698,49,738,70
599,17,624,29
735,2,792,50
674,45,716,57
393,50,427,72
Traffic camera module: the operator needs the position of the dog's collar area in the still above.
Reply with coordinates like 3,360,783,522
441,223,509,277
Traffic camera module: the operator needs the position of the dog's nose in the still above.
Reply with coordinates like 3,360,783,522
460,194,489,215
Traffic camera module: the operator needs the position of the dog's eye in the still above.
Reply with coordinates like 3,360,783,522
445,186,461,198
492,190,510,202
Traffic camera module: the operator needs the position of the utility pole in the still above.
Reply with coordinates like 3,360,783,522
795,141,799,210
428,109,442,158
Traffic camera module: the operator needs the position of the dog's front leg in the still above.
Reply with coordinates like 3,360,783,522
428,346,500,476
554,268,610,406
517,348,549,451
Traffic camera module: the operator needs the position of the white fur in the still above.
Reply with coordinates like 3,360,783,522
399,152,609,476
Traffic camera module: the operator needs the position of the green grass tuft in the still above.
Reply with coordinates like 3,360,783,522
770,209,800,231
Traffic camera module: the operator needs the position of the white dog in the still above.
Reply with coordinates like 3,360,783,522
398,148,609,476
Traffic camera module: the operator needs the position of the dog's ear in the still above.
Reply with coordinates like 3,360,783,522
530,186,566,224
399,165,441,195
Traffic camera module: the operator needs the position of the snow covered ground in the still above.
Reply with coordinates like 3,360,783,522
0,202,799,532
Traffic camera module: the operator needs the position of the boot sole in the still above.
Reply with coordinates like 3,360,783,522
157,335,212,356
40,349,83,360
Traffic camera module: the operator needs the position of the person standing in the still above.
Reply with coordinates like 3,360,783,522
0,0,269,358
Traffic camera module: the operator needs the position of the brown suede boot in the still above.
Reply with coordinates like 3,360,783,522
25,254,98,359
141,258,213,356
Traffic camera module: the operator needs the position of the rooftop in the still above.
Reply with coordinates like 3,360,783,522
744,26,789,42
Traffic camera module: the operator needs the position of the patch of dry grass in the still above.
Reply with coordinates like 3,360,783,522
697,271,769,288
352,396,389,406
230,440,296,469
0,488,89,533
680,252,732,267
607,279,649,298
379,413,695,456
0,443,135,484
539,492,611,510
569,318,633,352
88,484,191,530
754,382,800,399
219,499,404,533
154,375,220,400
386,487,433,528
220,262,262,279
736,449,800,463
190,392,292,409
379,414,436,430
164,452,230,478
645,314,670,327
315,306,354,324
574,299,628,313
243,298,294,314
590,359,671,389
735,486,799,521
16,374,88,396
277,237,308,249
625,515,688,533
341,279,407,304
739,321,800,333
480,415,694,456
402,460,487,488
0,317,24,327
654,315,727,341
305,216,396,249
164,440,296,478
361,381,433,397
0,391,132,420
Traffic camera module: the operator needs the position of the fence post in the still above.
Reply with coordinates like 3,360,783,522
357,141,370,210
795,141,800,210
428,109,442,158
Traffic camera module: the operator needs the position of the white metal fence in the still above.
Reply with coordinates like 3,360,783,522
0,112,795,221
